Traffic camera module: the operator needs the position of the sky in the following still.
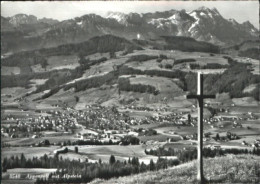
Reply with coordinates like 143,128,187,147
1,1,259,28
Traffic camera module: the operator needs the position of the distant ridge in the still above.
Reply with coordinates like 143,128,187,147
1,7,258,53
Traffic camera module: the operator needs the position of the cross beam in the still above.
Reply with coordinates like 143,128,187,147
186,72,216,183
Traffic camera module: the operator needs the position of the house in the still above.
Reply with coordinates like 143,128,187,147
252,144,258,148
32,135,38,139
210,145,221,150
128,131,139,137
242,141,248,146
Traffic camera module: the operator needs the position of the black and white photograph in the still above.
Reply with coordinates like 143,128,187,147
1,1,260,184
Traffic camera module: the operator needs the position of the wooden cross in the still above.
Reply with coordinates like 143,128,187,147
186,72,216,182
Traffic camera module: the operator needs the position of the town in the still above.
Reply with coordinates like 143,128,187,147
2,103,259,148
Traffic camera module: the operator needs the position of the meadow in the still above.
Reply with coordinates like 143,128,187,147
1,87,33,101
54,145,164,164
46,55,79,71
1,146,60,159
90,154,260,184
30,55,79,73
1,144,171,165
3,134,79,146
125,49,229,74
1,66,21,75
129,75,183,96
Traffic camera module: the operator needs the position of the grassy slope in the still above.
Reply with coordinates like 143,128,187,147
90,154,260,184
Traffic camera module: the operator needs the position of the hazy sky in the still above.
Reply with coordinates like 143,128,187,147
1,1,259,28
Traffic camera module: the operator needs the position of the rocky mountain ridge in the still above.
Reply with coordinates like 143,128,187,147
1,7,258,53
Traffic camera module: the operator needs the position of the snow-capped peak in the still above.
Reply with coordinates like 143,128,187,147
106,12,127,23
195,6,221,18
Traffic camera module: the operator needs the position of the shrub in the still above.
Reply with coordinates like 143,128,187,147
174,58,196,65
127,55,158,63
156,58,163,63
159,54,167,59
165,64,173,69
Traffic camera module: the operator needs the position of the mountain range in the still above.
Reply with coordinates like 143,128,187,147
1,6,258,53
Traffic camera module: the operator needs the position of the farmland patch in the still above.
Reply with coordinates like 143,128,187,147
1,66,20,75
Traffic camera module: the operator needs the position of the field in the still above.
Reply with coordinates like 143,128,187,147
1,66,20,75
1,144,174,165
31,55,80,73
35,101,62,110
51,145,174,164
2,109,44,119
243,84,258,93
232,97,259,106
47,55,80,70
228,105,260,114
1,146,60,159
125,49,228,74
126,59,166,71
2,134,79,146
236,57,259,75
230,135,260,145
129,75,183,96
125,49,216,59
155,126,197,136
190,57,228,65
47,85,120,110
1,87,32,102
138,134,182,142
29,79,48,88
164,142,197,150
86,52,110,60
67,57,128,85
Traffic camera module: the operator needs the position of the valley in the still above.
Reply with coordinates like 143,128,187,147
1,37,259,184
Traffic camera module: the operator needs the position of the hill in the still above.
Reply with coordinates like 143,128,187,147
90,154,260,184
1,34,259,110
222,40,259,60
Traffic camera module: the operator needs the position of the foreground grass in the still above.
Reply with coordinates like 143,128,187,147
90,154,260,184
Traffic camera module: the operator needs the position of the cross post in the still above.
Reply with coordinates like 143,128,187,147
186,72,216,183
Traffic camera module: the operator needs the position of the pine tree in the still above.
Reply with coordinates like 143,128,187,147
99,158,102,165
20,153,26,168
216,133,220,141
149,159,155,171
109,155,116,165
75,146,79,153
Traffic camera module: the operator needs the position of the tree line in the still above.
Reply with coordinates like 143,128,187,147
39,35,142,57
145,147,260,163
174,58,196,65
118,66,186,90
53,136,140,146
126,54,159,63
118,77,159,95
2,153,178,183
162,36,220,53
189,63,228,69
